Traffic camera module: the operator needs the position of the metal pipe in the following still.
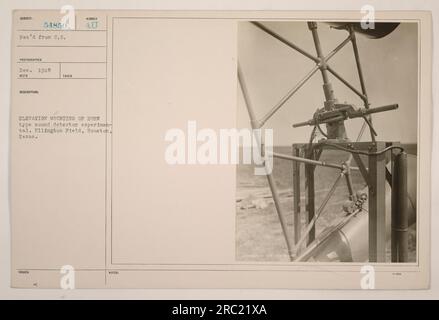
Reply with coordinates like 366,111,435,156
271,152,344,170
238,64,260,129
238,63,295,260
350,29,369,105
251,22,320,63
391,152,409,262
349,27,376,141
292,115,345,128
326,65,368,102
344,168,354,199
305,149,317,246
346,116,369,167
350,104,399,117
266,173,295,260
368,142,387,262
292,104,398,129
308,22,334,102
259,65,320,126
324,34,353,63
294,172,344,253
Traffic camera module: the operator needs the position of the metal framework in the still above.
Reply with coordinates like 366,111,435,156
238,21,408,262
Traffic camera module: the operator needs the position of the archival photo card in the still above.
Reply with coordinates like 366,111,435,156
10,10,431,289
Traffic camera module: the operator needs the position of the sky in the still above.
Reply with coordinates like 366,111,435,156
237,21,418,145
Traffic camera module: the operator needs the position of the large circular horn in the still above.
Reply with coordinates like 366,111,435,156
325,22,400,39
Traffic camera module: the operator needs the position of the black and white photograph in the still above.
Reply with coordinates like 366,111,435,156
236,21,418,263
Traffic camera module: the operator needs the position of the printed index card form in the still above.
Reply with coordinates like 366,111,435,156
11,10,238,288
10,10,431,289
11,11,109,287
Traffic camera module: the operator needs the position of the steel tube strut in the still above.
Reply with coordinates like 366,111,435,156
256,23,352,127
271,152,344,170
324,35,353,62
292,147,301,244
308,22,334,103
343,28,370,165
251,22,319,63
348,26,376,141
349,27,369,107
238,64,295,260
326,65,368,102
308,21,348,140
260,65,320,126
391,152,409,262
305,148,317,245
368,142,387,262
238,65,259,128
294,172,344,253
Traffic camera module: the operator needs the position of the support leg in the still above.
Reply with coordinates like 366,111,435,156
391,151,409,262
305,147,316,245
368,142,387,262
292,145,301,244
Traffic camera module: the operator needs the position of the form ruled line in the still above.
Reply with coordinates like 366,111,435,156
16,45,107,48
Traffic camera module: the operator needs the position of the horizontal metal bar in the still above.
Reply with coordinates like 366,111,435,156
260,65,320,126
326,65,368,102
359,103,399,116
292,114,345,128
251,22,320,62
270,152,344,170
